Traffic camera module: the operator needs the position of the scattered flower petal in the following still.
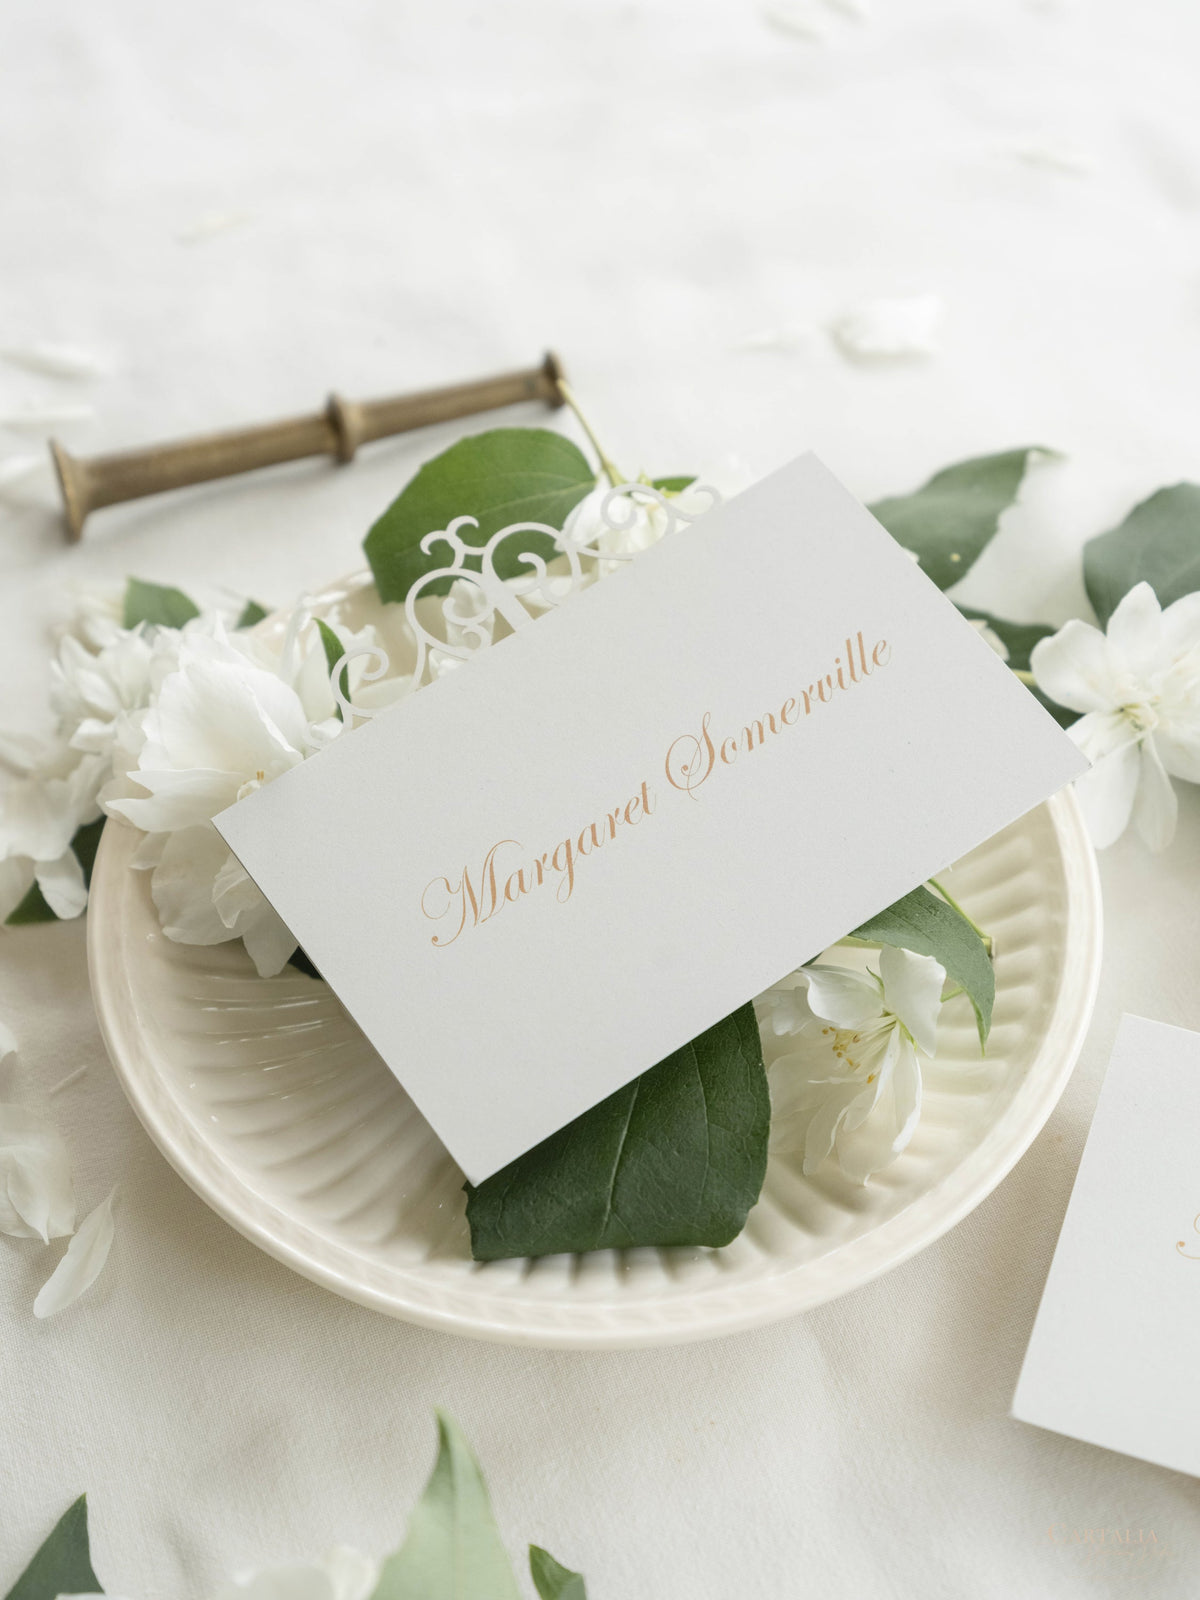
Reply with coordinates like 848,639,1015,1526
761,1,830,41
1008,137,1093,175
830,294,942,360
0,1104,75,1242
207,1546,378,1600
0,453,47,490
0,402,94,432
34,1187,116,1318
732,323,814,353
0,342,103,379
177,211,252,244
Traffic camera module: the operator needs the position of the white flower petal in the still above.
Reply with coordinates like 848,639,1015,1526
1161,589,1200,659
1132,739,1178,852
888,1034,923,1154
0,341,103,378
830,294,941,359
1030,618,1123,713
151,827,234,946
207,1548,377,1600
34,1188,116,1318
34,849,88,919
878,945,945,1056
0,856,36,921
0,1104,75,1242
1106,581,1165,680
1073,736,1141,848
801,964,883,1028
238,899,298,978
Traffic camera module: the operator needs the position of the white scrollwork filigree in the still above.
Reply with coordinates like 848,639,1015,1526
331,481,723,717
330,643,393,722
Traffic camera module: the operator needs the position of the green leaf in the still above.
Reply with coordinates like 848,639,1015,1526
1083,483,1200,627
287,947,322,979
364,429,597,603
122,577,201,630
369,1413,521,1600
316,618,348,723
956,606,1077,729
650,475,696,494
466,1004,769,1261
869,447,1051,591
5,1495,102,1600
5,818,106,926
236,599,270,628
849,885,994,1050
530,1546,587,1600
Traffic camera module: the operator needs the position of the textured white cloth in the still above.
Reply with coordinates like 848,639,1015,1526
3,1,1200,1594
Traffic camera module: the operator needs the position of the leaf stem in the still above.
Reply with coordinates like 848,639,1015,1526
928,876,993,956
556,378,625,489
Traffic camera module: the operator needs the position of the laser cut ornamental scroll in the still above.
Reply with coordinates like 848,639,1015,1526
328,483,722,721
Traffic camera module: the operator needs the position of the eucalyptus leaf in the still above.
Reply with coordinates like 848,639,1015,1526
955,605,1054,672
5,817,106,926
5,1494,102,1600
956,606,1076,729
869,447,1050,591
529,1546,587,1600
849,884,994,1049
369,1413,521,1600
365,429,597,603
466,1004,769,1261
650,475,697,494
235,599,270,628
316,618,348,723
122,577,200,630
1083,483,1200,627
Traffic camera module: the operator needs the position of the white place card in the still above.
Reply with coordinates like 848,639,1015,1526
1014,1014,1200,1477
216,453,1085,1182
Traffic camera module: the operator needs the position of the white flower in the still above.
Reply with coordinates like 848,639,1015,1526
0,1103,75,1242
56,583,127,651
206,1547,378,1600
0,732,102,921
106,625,339,976
34,1187,116,1318
1031,581,1200,850
762,945,945,1183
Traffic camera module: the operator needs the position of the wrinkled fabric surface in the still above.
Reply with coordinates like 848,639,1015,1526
2,1,1199,1595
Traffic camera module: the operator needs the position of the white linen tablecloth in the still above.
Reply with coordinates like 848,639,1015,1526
3,1,1199,1594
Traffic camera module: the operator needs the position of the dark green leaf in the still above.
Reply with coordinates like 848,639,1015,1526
650,475,697,494
956,607,1077,728
236,599,270,628
5,1495,101,1600
869,447,1052,591
955,605,1054,673
466,1004,769,1261
849,884,994,1050
287,947,322,979
5,818,106,926
122,578,200,630
369,1413,521,1600
530,1546,587,1600
316,618,348,723
1083,483,1200,627
364,429,597,603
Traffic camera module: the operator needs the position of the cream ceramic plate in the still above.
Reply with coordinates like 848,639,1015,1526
87,579,1102,1348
